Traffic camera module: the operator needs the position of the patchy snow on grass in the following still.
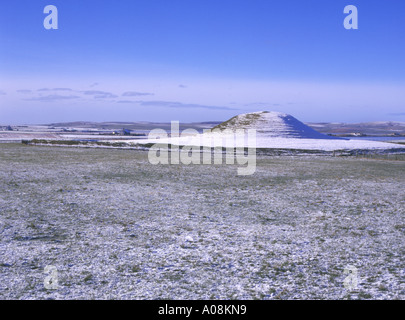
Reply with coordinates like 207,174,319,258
0,144,404,300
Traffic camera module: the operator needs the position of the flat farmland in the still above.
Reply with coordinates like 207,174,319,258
0,144,404,299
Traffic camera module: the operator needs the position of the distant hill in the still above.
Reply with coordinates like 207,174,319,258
44,118,405,136
305,121,405,136
46,121,221,133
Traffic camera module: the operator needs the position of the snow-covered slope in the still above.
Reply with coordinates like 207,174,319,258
128,111,405,151
212,111,342,139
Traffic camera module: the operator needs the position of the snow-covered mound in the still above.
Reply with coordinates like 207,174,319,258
125,111,405,152
212,111,342,140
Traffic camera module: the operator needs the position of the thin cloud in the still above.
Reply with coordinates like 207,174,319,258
138,100,235,110
37,88,73,92
178,84,187,88
82,90,110,95
24,95,80,102
53,88,73,92
94,93,118,99
122,91,154,97
0,90,6,95
17,89,32,94
82,90,118,99
117,100,135,104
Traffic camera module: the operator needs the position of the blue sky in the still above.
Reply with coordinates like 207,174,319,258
1,0,404,124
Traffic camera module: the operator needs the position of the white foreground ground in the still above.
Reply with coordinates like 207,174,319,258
1,144,404,300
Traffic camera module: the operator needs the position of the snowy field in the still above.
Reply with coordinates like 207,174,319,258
0,144,404,300
124,111,405,151
131,133,405,152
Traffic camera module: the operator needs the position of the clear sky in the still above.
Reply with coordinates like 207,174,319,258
1,0,404,124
